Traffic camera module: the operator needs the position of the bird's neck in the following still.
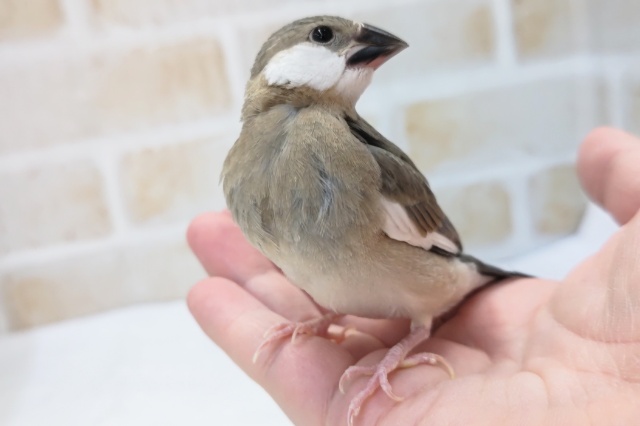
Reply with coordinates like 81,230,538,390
241,77,357,121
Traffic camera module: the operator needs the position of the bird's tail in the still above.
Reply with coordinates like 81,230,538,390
431,254,531,332
458,253,531,280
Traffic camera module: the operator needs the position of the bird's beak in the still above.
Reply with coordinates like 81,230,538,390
346,23,408,70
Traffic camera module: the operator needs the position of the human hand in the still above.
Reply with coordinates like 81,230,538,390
187,127,640,425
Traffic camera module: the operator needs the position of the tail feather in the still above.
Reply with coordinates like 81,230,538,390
431,253,531,333
458,253,531,280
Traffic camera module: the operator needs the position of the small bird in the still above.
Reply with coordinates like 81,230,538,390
222,16,527,425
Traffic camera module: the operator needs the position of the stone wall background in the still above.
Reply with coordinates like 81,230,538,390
0,0,638,331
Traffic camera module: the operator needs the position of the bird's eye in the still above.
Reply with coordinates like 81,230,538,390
310,26,334,44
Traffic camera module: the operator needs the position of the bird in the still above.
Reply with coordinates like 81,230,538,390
221,15,528,426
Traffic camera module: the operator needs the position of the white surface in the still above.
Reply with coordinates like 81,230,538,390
0,203,619,426
0,303,291,426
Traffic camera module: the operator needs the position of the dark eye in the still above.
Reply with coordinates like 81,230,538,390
310,26,334,44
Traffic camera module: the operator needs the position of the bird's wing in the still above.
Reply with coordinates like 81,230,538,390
346,115,462,255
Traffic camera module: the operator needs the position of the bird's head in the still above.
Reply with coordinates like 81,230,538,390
248,16,408,107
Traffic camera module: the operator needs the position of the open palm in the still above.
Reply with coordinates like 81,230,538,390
188,128,640,426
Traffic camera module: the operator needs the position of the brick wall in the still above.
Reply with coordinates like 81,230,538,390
0,0,637,332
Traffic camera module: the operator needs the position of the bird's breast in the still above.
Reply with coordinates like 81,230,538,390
224,106,405,312
236,108,383,253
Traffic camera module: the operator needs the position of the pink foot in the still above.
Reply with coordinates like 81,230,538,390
253,313,342,363
339,327,455,426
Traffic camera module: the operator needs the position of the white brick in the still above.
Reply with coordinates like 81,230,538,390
120,136,231,226
436,181,512,247
587,0,640,52
405,78,585,173
1,239,204,330
0,161,111,254
90,0,296,27
0,0,63,40
511,0,586,60
622,67,640,136
353,0,496,81
528,164,587,236
0,39,231,154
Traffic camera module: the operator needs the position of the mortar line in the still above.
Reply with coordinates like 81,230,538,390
492,0,518,69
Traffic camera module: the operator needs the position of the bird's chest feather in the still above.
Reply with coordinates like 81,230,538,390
227,107,382,257
271,136,380,258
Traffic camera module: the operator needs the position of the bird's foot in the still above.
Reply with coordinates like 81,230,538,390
339,326,454,426
252,312,342,363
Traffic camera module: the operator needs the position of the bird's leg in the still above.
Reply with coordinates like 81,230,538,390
253,312,344,363
339,326,454,426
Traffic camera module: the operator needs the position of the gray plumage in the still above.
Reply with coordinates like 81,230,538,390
222,15,525,326
222,16,530,424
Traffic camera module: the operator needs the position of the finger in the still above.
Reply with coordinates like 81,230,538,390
578,127,640,225
337,328,387,362
245,271,322,321
188,213,413,346
555,212,640,344
187,211,275,280
187,212,319,319
547,204,640,383
443,278,557,359
188,278,353,426
338,316,411,347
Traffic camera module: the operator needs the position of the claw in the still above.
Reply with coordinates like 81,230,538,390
252,339,271,364
402,352,455,379
339,377,347,395
340,326,454,426
379,373,403,402
253,313,342,364
291,325,302,343
342,326,358,338
347,405,359,426
329,325,358,344
341,352,455,425
339,364,376,394
253,323,292,363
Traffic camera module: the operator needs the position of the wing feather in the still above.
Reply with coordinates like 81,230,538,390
346,115,462,255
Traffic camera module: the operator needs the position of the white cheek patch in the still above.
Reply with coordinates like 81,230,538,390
264,43,346,91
